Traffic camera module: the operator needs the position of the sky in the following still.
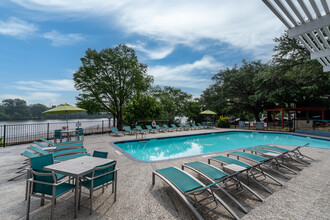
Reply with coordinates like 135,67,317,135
0,0,286,106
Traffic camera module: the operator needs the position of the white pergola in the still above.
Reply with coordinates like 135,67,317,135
263,0,330,72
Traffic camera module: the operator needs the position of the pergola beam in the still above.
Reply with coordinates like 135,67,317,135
288,14,330,37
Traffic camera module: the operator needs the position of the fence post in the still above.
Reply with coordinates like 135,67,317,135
3,125,6,148
47,123,50,140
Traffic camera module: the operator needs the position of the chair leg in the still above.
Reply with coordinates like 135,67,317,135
51,196,55,220
114,172,117,202
25,170,29,201
78,183,82,210
40,195,44,206
26,190,31,220
89,190,93,215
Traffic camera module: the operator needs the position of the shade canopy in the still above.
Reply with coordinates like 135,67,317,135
43,104,86,114
200,110,217,115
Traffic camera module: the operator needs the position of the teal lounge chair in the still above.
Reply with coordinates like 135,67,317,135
146,125,157,133
123,126,136,135
197,122,206,129
178,123,188,131
257,144,313,165
54,153,91,162
79,161,118,215
243,147,304,170
163,124,174,132
110,127,125,136
171,124,181,131
185,123,193,130
155,125,165,132
228,151,297,179
208,155,283,194
26,154,74,220
182,161,263,214
28,145,51,156
40,138,83,147
191,123,200,130
152,166,239,220
34,141,84,152
135,125,148,133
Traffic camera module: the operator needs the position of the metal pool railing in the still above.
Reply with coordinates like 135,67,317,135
0,120,111,147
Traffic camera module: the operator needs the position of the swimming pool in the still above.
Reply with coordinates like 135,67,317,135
114,131,330,162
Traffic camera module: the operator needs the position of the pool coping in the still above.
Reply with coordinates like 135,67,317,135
109,130,330,163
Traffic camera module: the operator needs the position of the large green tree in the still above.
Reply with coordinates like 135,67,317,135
2,99,29,120
124,95,162,125
74,44,153,129
152,86,192,122
29,103,48,119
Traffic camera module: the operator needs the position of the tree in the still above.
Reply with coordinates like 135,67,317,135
74,44,153,129
29,104,48,119
152,86,192,122
124,95,162,125
2,99,29,119
184,99,204,122
211,60,270,121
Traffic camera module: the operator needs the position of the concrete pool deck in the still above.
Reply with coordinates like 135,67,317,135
0,128,329,219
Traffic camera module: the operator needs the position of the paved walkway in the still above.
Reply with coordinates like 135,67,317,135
0,128,329,219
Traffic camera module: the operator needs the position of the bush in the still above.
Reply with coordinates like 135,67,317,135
218,115,230,128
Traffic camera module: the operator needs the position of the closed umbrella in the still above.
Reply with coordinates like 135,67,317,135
43,103,86,129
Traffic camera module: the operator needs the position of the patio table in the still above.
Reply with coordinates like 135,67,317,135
44,156,114,218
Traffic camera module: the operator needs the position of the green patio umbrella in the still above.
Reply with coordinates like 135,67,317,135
43,103,86,129
199,110,217,115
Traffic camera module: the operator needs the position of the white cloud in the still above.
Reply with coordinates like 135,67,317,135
148,55,223,90
127,41,174,60
43,30,85,46
14,79,75,91
0,17,37,38
0,92,61,105
11,0,285,58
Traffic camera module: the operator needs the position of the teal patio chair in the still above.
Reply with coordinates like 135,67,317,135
135,125,148,133
155,125,166,132
170,124,181,131
75,128,84,141
79,161,118,215
110,127,125,136
178,123,188,131
26,154,74,220
152,166,239,220
163,124,174,132
93,150,108,158
146,125,157,133
54,129,62,144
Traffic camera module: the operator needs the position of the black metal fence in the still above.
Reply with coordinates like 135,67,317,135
0,120,111,147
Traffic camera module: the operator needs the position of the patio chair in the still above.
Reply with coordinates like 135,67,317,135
191,123,200,130
257,144,313,165
75,128,84,141
178,123,188,131
79,161,118,215
163,124,174,132
92,150,108,158
155,125,166,132
182,161,263,214
54,129,63,144
135,125,148,133
110,127,125,136
208,155,283,194
146,125,157,133
123,126,136,135
27,154,75,220
152,166,239,220
185,123,193,130
227,151,297,179
170,124,181,131
40,138,83,147
243,147,304,170
52,148,88,158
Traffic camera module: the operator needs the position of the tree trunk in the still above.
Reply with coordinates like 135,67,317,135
253,111,260,122
117,108,123,131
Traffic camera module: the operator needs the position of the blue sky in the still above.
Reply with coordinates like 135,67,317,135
0,0,286,106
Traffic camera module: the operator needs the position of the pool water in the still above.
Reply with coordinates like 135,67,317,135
114,131,330,162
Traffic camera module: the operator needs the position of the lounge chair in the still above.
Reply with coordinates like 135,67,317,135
197,123,206,129
146,125,157,133
34,141,84,152
182,161,263,214
178,124,188,131
171,124,181,131
208,155,283,194
28,145,51,156
191,123,200,130
185,123,193,130
163,124,174,132
243,147,304,170
152,166,240,220
110,127,125,136
123,126,136,135
40,138,83,147
227,151,297,179
135,125,148,133
257,144,313,165
155,125,166,132
79,160,118,215
26,154,75,220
